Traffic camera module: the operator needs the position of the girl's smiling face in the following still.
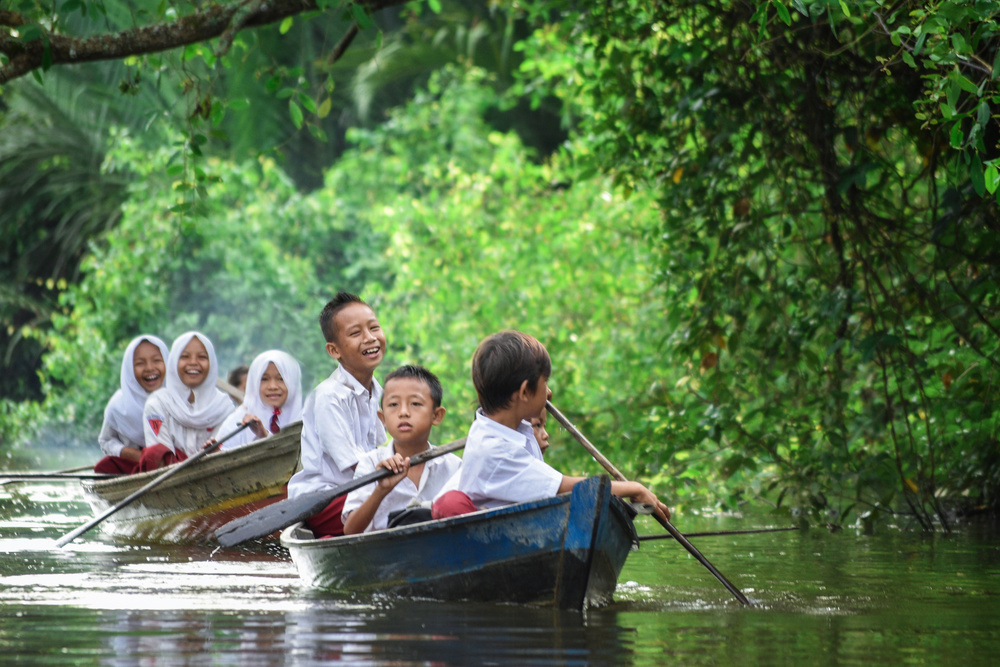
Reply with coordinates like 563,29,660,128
133,340,166,393
178,336,211,389
259,362,288,409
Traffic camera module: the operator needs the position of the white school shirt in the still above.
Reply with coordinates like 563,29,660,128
142,331,233,458
98,334,170,457
342,441,462,532
452,408,563,510
219,350,303,451
98,413,144,457
142,390,229,458
286,364,387,499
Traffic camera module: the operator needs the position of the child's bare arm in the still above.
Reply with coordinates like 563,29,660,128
558,476,671,521
609,481,670,520
342,455,410,535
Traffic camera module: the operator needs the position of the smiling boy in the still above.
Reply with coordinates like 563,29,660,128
286,292,389,537
342,365,461,534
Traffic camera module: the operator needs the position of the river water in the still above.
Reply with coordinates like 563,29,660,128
1,481,997,665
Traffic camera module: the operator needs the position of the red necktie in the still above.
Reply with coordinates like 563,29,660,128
269,408,281,434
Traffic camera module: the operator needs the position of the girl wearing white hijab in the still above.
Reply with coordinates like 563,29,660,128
140,331,235,471
93,335,169,474
220,350,303,451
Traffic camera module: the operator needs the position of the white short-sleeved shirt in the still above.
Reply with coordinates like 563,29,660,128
98,397,145,458
450,408,563,510
286,365,386,499
343,441,462,532
142,391,228,458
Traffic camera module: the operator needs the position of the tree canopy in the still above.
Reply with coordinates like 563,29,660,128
0,0,406,84
2,0,998,530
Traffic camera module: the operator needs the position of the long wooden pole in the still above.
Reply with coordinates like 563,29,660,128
0,472,114,481
54,423,251,548
216,377,245,403
214,437,467,546
0,464,99,486
546,400,752,606
637,526,798,541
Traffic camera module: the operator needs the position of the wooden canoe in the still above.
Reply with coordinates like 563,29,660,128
78,421,302,543
280,475,638,610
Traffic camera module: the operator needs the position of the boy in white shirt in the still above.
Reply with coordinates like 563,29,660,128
432,330,670,520
342,365,461,534
286,292,388,537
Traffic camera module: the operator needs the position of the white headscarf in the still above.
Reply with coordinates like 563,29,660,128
103,334,169,447
156,331,234,430
222,350,303,449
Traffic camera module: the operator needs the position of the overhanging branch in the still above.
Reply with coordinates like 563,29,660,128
0,0,405,84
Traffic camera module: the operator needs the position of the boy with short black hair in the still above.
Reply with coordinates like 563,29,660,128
433,330,669,520
342,365,462,534
286,291,389,537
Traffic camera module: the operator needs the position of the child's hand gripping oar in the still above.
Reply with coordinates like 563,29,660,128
214,437,467,547
545,400,753,606
54,423,252,548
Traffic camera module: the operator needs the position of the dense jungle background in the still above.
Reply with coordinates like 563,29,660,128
1,0,998,531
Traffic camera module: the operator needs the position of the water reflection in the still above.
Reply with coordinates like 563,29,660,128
2,482,999,666
2,591,632,666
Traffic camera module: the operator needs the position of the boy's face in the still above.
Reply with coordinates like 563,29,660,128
530,410,550,457
522,375,549,423
326,303,386,376
378,376,445,448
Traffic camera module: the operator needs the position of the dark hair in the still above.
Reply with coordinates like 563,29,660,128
471,331,551,414
319,291,366,343
383,365,444,409
227,365,249,387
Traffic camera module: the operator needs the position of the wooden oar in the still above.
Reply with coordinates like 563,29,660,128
214,437,467,547
217,377,245,403
0,472,115,481
546,400,753,606
54,423,251,548
637,526,799,541
0,464,100,486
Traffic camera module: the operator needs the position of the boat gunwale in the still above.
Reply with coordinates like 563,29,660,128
280,475,639,609
280,475,638,552
79,421,303,498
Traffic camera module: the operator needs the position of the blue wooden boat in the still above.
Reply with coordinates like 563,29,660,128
279,475,638,610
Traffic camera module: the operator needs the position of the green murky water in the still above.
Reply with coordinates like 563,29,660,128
1,481,997,665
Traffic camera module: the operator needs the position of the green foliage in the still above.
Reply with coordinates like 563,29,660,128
515,0,1000,527
5,0,1000,533
339,69,672,479
36,132,345,438
25,67,674,496
0,80,133,400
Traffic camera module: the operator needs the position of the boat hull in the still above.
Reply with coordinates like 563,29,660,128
280,475,638,610
79,422,302,543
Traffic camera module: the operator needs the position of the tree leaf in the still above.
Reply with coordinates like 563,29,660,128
351,4,374,30
970,153,985,197
317,97,332,119
289,100,304,129
773,0,791,25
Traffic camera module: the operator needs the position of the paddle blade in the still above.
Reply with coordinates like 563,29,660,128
214,493,333,547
